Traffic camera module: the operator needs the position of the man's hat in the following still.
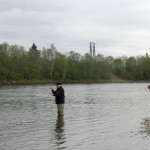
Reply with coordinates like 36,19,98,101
56,82,61,85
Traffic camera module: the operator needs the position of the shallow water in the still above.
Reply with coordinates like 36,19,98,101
0,83,150,150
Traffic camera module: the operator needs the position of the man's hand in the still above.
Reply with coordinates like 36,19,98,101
51,93,54,96
50,86,53,90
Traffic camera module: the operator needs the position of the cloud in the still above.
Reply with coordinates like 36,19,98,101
1,0,150,56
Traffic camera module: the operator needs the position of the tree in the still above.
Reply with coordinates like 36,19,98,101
53,52,68,81
41,44,57,79
66,51,81,80
125,57,137,80
1,42,150,82
142,53,150,79
28,43,41,79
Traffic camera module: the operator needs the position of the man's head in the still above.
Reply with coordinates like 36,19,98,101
56,82,62,88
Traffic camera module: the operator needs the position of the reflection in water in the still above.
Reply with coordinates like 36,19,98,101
55,115,66,149
140,117,150,136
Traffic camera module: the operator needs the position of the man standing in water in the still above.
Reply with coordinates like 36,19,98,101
50,83,65,116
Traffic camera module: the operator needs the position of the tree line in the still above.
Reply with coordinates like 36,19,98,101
0,42,150,82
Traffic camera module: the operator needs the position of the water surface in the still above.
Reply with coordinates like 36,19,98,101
0,83,150,150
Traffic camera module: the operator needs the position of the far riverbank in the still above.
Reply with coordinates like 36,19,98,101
0,79,150,85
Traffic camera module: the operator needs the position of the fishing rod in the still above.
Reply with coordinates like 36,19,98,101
49,50,56,85
48,51,56,98
50,57,56,84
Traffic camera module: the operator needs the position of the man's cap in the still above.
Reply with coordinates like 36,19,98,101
56,82,61,85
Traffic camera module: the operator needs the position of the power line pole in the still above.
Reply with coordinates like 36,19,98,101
89,42,95,58
90,42,92,56
93,43,95,58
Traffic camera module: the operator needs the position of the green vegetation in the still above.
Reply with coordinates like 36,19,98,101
0,42,150,84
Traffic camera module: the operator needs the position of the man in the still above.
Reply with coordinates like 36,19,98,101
50,83,65,116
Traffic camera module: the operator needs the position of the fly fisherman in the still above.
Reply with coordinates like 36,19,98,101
50,83,65,116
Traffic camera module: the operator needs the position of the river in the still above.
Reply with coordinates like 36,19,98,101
0,83,150,150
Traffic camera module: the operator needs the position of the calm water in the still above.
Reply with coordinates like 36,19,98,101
0,83,150,150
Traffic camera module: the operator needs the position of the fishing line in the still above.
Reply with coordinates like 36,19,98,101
49,51,56,85
50,57,56,84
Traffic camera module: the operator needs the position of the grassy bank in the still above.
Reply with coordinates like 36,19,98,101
1,79,149,85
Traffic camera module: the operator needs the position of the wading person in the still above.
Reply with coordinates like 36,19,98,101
50,83,65,116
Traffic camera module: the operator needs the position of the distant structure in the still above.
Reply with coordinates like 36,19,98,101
90,42,95,58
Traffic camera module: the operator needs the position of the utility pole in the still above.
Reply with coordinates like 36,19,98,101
89,42,95,58
93,43,95,58
90,42,92,56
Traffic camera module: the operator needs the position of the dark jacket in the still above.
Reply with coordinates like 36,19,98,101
52,86,65,104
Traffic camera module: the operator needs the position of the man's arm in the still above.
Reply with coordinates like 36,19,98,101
50,87,55,96
53,88,64,96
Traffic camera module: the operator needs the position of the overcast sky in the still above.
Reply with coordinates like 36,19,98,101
1,0,150,56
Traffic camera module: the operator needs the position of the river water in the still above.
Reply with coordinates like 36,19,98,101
0,83,150,150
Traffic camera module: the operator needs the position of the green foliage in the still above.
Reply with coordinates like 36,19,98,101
66,51,81,80
1,42,150,82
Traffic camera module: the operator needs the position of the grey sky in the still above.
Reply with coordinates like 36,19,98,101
1,0,150,56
